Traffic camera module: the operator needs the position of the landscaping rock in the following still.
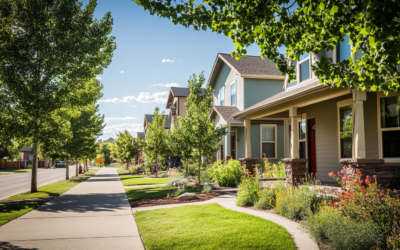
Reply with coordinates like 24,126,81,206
177,193,197,201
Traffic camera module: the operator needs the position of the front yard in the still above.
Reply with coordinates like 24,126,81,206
126,186,197,202
120,175,169,186
134,203,296,250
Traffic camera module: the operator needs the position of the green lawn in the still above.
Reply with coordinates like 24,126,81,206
134,203,296,250
0,169,32,173
3,177,89,201
126,186,197,202
121,176,168,186
0,202,45,227
117,169,131,175
0,173,10,175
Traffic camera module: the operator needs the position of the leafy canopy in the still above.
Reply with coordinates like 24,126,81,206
113,130,139,162
134,0,400,92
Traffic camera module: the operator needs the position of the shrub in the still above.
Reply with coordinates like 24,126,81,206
167,177,188,187
259,158,286,178
236,170,260,206
172,186,186,197
201,184,213,193
254,187,276,209
207,159,244,187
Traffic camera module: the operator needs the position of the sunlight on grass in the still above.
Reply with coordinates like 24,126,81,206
0,202,45,227
0,169,32,173
117,169,131,175
135,203,296,250
126,186,197,201
120,176,168,186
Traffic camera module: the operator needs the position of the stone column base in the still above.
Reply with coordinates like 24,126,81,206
239,158,258,169
340,158,400,186
283,158,307,185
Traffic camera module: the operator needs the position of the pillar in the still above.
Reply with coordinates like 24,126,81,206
353,89,366,158
225,125,231,159
289,107,299,158
245,119,252,158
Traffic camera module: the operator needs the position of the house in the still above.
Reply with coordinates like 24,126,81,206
207,53,286,162
20,146,33,161
231,42,400,184
143,114,170,134
135,132,145,165
166,87,205,129
104,137,114,143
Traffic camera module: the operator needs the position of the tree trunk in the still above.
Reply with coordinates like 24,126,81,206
76,159,79,176
186,163,188,177
198,155,202,191
66,156,69,180
85,158,88,172
156,158,158,178
31,141,39,193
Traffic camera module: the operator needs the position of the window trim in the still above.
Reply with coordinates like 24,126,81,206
337,99,354,162
260,124,278,159
219,87,225,106
230,81,236,106
298,118,307,159
288,53,313,89
377,92,400,162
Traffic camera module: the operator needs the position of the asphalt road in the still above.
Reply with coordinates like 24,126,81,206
0,165,77,200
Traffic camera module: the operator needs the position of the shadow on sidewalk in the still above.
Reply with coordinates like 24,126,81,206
0,242,37,250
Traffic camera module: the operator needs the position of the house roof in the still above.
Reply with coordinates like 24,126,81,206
144,114,171,129
20,146,32,152
105,137,114,143
209,106,243,124
137,132,145,139
232,80,329,118
207,53,285,88
166,87,206,109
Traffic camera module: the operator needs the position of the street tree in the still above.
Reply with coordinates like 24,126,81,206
134,0,400,92
139,107,168,178
176,73,227,191
166,126,193,176
0,0,116,192
113,130,139,170
99,143,112,166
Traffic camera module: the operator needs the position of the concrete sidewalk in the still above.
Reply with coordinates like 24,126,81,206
0,168,143,250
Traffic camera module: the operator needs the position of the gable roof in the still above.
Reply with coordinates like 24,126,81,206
105,137,114,143
166,87,206,109
144,114,171,129
209,106,243,124
207,53,285,88
20,146,33,152
137,132,145,139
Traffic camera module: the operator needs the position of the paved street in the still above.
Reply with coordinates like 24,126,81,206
0,165,77,200
0,168,139,250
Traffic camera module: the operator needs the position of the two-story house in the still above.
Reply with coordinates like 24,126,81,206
232,40,400,184
207,53,286,162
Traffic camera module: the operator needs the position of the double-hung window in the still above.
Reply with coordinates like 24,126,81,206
220,87,225,106
299,119,307,159
338,103,353,159
380,96,400,158
231,82,236,106
337,35,351,62
299,53,310,82
261,125,277,158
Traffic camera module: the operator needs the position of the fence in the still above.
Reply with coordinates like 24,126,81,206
0,159,20,169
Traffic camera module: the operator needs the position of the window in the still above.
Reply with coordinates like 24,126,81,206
287,60,297,88
337,35,351,62
380,96,400,158
220,88,225,106
299,53,310,82
299,119,306,159
261,125,276,158
231,82,236,106
338,105,353,158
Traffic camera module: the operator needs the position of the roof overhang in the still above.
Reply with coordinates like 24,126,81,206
241,74,285,80
166,89,174,109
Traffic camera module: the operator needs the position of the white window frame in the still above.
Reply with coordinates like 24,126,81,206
337,99,354,162
298,54,311,84
219,87,225,106
230,81,236,106
377,92,400,162
298,118,307,159
260,124,278,159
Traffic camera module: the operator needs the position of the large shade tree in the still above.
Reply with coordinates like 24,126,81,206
0,0,116,192
134,0,400,92
112,130,139,170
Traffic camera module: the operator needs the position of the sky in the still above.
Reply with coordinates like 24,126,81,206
81,0,285,141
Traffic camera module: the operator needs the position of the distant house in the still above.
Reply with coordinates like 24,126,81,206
135,132,146,165
143,114,170,134
20,146,33,161
98,139,103,143
104,137,114,143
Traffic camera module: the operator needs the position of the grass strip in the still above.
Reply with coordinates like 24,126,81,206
117,169,131,175
0,202,45,227
126,186,197,202
0,169,32,173
0,173,10,175
135,203,297,250
3,177,89,202
120,176,169,186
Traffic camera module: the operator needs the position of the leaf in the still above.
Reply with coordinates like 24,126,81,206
330,5,338,15
319,2,325,10
369,36,375,49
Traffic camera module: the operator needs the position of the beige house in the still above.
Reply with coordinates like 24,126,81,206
232,49,400,184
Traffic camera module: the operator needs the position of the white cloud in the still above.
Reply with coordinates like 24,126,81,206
180,60,182,62
161,59,174,63
103,123,143,135
96,76,102,80
104,116,137,122
149,83,180,88
132,105,137,107
97,91,168,104
121,71,124,73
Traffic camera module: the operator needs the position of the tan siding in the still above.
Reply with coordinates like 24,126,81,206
364,92,379,158
178,97,187,118
237,77,244,110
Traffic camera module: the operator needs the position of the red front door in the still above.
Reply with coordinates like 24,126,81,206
307,118,317,174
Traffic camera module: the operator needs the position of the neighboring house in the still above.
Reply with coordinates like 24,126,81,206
104,137,114,143
166,87,205,129
207,53,285,162
135,132,145,165
143,114,170,134
232,40,400,184
20,146,33,161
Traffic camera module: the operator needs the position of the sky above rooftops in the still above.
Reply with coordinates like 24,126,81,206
81,0,287,140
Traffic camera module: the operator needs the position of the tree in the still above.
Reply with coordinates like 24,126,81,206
113,130,139,170
134,0,400,92
139,107,168,178
0,0,116,192
99,143,112,166
166,126,193,176
176,73,227,191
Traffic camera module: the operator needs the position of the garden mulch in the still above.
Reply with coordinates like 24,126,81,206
129,191,235,208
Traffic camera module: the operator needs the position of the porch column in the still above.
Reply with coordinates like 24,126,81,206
284,120,290,158
353,90,366,158
289,107,299,158
245,119,252,158
225,125,231,159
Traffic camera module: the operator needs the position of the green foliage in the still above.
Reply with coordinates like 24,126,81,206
259,158,286,178
235,172,260,207
254,187,277,210
167,177,189,187
112,130,139,165
135,0,400,92
172,186,186,197
207,159,244,187
201,184,213,193
120,176,168,186
99,142,112,165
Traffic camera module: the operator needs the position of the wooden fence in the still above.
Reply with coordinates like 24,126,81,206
0,159,20,169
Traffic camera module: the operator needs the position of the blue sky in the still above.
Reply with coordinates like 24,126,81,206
81,0,284,140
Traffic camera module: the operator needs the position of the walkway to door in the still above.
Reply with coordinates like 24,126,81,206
0,168,144,250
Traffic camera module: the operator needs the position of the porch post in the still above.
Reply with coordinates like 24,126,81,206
225,125,231,160
289,107,299,158
245,119,252,158
353,90,366,158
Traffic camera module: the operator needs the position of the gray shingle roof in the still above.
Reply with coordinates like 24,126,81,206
170,87,191,97
137,132,145,139
20,146,33,152
211,106,243,124
219,53,283,76
144,114,171,129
